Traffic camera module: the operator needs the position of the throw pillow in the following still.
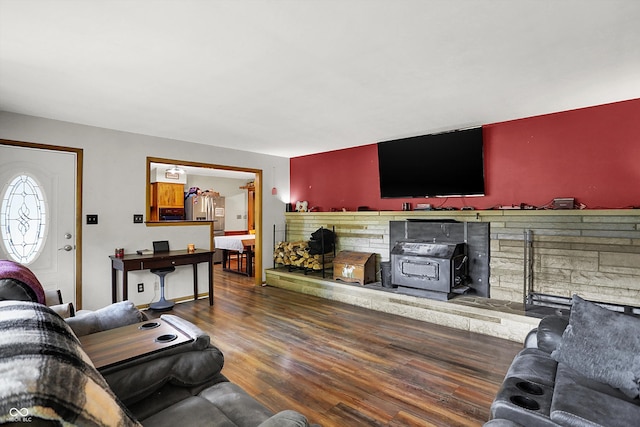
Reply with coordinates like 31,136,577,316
551,295,640,399
0,300,141,426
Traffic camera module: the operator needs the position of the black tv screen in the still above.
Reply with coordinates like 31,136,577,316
377,127,485,198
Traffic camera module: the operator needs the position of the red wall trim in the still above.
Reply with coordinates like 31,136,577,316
290,98,640,211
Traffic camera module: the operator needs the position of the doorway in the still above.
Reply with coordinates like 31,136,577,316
0,139,83,308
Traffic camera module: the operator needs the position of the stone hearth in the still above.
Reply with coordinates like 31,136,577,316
265,267,540,343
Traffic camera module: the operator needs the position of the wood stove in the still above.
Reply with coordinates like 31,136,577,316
389,220,490,300
391,241,468,300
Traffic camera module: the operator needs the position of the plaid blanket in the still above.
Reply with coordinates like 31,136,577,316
0,300,141,426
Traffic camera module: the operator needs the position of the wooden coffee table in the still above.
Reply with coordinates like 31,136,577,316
79,318,194,370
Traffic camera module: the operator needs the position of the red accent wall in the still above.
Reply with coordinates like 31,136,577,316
290,98,640,211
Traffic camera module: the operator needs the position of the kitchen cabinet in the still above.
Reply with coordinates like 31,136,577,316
150,182,184,221
241,183,255,231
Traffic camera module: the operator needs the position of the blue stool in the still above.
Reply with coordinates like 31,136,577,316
149,267,175,311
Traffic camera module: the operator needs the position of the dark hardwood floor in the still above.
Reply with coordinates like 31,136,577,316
150,265,521,426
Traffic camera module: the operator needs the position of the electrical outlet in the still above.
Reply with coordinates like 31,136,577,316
86,214,98,225
133,214,144,223
137,283,144,293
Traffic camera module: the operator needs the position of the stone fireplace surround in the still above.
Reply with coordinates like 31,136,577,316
266,209,640,341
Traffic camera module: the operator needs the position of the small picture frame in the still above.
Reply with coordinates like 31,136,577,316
165,171,180,180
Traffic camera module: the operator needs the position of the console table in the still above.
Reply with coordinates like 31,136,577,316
109,249,214,305
79,318,194,370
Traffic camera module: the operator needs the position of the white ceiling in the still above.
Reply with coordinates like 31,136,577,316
1,0,639,158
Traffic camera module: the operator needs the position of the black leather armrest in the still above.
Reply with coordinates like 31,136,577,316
536,315,569,354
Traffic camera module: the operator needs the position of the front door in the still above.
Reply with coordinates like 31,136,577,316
0,143,78,307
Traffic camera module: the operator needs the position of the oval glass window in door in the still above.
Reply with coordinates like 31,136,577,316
0,174,48,264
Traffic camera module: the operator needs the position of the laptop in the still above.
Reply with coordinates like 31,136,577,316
152,240,170,253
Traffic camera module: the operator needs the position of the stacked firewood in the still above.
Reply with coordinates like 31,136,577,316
273,241,334,270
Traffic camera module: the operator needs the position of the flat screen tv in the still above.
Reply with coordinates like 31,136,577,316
377,127,485,198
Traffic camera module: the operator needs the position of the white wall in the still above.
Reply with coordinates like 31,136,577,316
0,112,290,310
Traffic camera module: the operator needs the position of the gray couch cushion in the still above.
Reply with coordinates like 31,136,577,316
65,300,146,336
197,382,276,425
140,382,310,427
551,363,640,427
551,295,640,399
141,395,237,427
104,346,225,405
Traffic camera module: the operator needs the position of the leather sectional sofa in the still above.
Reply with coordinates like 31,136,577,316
485,295,640,427
0,259,316,426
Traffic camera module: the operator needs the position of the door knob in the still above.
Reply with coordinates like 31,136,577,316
59,245,73,252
